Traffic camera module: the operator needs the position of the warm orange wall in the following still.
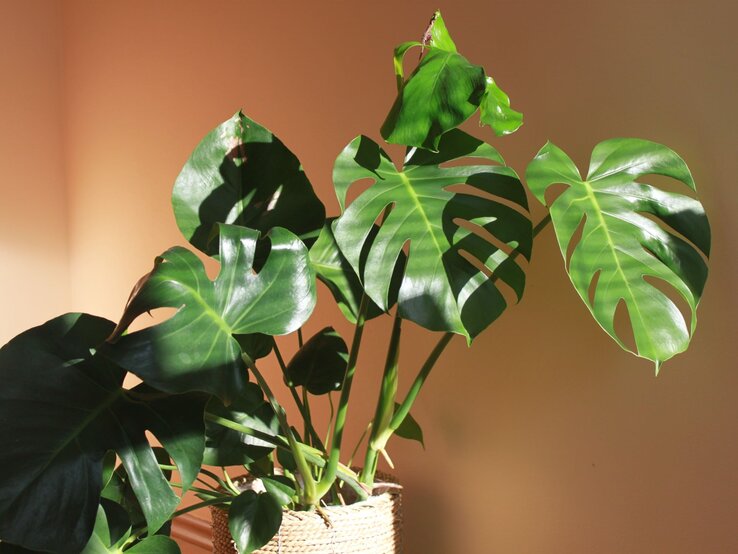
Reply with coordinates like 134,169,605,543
0,0,69,344
5,1,738,552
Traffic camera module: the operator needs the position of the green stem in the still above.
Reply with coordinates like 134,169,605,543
383,215,553,448
272,341,325,451
533,213,552,237
204,411,369,501
242,355,318,505
361,313,403,486
204,412,287,447
314,294,370,499
390,331,453,434
168,482,230,498
170,496,230,519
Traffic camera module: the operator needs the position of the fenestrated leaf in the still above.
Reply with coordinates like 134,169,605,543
309,220,387,323
0,314,206,553
172,111,325,255
381,47,486,151
203,383,279,466
333,130,532,340
526,139,710,368
284,327,348,395
393,403,424,448
479,76,523,137
106,224,316,400
228,491,283,554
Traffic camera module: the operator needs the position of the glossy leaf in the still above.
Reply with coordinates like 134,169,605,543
393,404,424,448
479,76,523,136
309,219,387,323
526,139,710,368
260,476,296,506
172,111,325,255
284,327,348,394
333,130,532,340
203,383,279,466
0,314,205,553
228,491,283,554
106,224,316,400
381,47,486,151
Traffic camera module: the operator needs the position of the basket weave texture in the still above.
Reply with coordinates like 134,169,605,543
211,475,402,554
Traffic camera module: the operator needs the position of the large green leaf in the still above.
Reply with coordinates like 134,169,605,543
203,383,279,466
228,491,282,554
106,224,316,400
526,139,710,368
172,111,325,255
382,11,521,149
284,327,348,395
333,129,532,340
0,314,205,553
309,219,388,323
381,46,486,151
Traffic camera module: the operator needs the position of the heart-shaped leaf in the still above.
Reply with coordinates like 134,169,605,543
526,139,710,368
172,111,325,255
203,383,280,466
393,404,425,448
284,327,348,395
382,12,521,150
106,224,316,400
0,314,205,553
333,129,532,340
228,491,283,554
381,47,486,151
479,76,523,136
260,476,296,507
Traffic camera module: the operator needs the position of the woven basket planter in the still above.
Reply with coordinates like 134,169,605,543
210,474,403,553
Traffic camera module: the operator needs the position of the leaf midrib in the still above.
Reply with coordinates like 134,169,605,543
580,180,654,354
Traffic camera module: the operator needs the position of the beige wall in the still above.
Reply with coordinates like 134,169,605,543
4,1,738,552
0,0,69,344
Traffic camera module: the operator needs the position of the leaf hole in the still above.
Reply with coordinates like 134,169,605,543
613,299,638,354
544,182,569,206
587,269,601,306
457,249,518,308
565,214,587,270
252,235,273,274
453,217,511,250
342,177,375,208
445,182,529,215
639,173,697,198
642,274,693,332
125,307,178,333
637,211,709,264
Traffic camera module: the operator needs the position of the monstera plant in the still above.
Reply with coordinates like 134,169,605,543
0,11,710,554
